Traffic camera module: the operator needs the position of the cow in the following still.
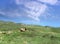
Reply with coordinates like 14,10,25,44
19,27,27,32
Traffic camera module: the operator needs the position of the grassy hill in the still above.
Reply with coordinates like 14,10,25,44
0,20,60,44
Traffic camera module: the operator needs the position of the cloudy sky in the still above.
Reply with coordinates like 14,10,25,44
0,0,60,27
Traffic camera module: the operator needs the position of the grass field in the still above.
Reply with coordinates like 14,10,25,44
0,21,60,44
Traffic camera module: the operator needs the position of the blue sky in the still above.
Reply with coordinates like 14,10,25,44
0,0,60,27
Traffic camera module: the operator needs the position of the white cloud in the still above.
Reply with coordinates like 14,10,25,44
15,0,23,4
15,0,30,5
37,0,58,5
15,0,20,4
15,0,59,21
15,0,59,5
0,0,59,22
23,1,48,21
0,10,21,18
15,0,51,21
0,12,6,15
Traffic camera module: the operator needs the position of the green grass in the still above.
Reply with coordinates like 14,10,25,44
0,30,60,44
0,20,60,44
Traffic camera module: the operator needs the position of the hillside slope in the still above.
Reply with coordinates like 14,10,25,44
0,21,60,44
